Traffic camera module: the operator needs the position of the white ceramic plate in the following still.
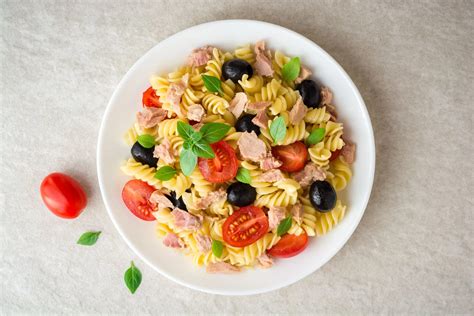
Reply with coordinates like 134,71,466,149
97,19,375,295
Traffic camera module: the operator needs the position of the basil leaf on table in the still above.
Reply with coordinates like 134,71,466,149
137,134,155,148
192,141,215,159
154,166,177,181
236,167,251,184
200,123,231,144
269,116,287,144
212,240,223,258
277,217,292,236
282,57,301,82
201,75,223,94
180,149,197,176
124,261,142,294
306,128,326,146
77,231,101,246
177,121,196,141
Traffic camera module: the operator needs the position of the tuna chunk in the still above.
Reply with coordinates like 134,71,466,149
341,142,356,164
259,153,282,171
136,107,167,129
149,190,174,210
195,234,212,253
254,40,274,77
268,206,286,230
229,92,248,119
246,101,272,112
291,203,304,225
166,74,189,117
251,110,269,129
289,96,307,124
295,65,312,84
171,208,202,231
163,233,185,248
195,188,227,210
258,169,284,182
257,253,273,268
291,163,326,188
187,46,214,67
320,87,333,106
187,104,205,122
206,262,241,274
153,139,176,164
237,132,267,162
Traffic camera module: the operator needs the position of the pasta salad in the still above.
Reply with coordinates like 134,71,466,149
121,42,356,273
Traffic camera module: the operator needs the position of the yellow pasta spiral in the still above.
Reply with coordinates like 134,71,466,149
221,79,236,102
326,156,352,191
150,76,170,99
227,233,280,267
308,141,332,167
189,168,214,197
250,79,283,102
202,94,229,115
270,88,300,115
238,74,264,94
121,158,162,189
234,44,255,64
161,172,192,198
322,121,345,151
157,119,185,140
305,106,331,124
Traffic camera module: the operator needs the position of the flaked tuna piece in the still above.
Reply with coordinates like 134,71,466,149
259,153,282,171
320,87,333,106
149,190,174,210
291,163,326,188
341,142,356,164
206,262,241,274
289,96,307,124
246,101,272,112
251,110,269,129
268,206,286,230
171,208,202,231
195,188,227,210
257,253,273,268
187,104,205,122
254,40,274,77
229,92,248,119
258,169,284,182
163,233,185,248
166,74,189,117
187,46,214,67
237,131,267,162
195,234,212,253
136,107,167,129
295,65,312,84
153,139,176,165
291,203,304,225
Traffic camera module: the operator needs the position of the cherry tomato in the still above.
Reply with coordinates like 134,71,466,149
267,232,308,258
40,173,87,219
222,206,269,247
142,86,161,107
329,149,341,161
121,179,156,221
198,141,238,183
271,141,308,172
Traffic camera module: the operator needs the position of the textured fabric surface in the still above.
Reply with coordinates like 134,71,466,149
1,0,473,314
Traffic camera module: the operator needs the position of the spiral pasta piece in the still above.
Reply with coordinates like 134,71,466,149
221,79,236,102
326,156,352,191
227,233,280,267
270,88,300,115
121,158,162,189
234,44,255,64
161,172,192,198
250,79,283,102
238,74,264,94
189,168,214,197
156,119,185,140
150,76,170,99
308,141,332,168
305,106,331,124
202,94,229,115
322,121,345,151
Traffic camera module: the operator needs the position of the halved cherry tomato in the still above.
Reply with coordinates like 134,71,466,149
222,206,269,247
142,86,161,108
198,141,238,183
40,173,87,219
267,232,308,258
271,141,308,172
121,179,156,221
329,148,341,161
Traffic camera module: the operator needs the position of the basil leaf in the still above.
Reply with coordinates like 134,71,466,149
154,166,177,181
277,217,292,236
190,131,203,143
306,128,326,146
137,134,155,149
183,139,192,150
270,116,287,144
77,231,101,246
192,141,215,159
282,57,301,82
124,261,142,294
180,149,197,176
201,75,223,94
236,168,251,184
212,239,223,258
200,123,231,144
177,121,196,141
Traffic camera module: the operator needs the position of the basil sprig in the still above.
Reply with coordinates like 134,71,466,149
269,116,287,144
236,167,251,184
212,239,224,258
77,231,101,246
137,134,155,148
202,75,223,94
282,57,301,82
277,217,292,236
177,121,230,175
154,166,177,181
306,128,326,146
124,261,142,294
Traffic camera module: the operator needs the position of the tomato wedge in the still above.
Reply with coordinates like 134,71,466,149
198,141,238,183
142,86,161,108
267,232,308,258
121,179,156,221
222,206,269,247
271,141,308,172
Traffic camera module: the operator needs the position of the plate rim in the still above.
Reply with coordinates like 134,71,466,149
97,19,376,296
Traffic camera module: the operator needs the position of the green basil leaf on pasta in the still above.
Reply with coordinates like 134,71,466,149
306,128,326,146
180,149,197,176
201,75,223,94
192,141,215,159
177,121,196,141
190,131,203,143
154,166,177,181
183,139,192,150
137,134,155,148
77,231,101,246
124,261,142,294
270,116,287,144
212,239,224,258
200,123,231,143
282,57,301,82
236,168,251,184
277,217,292,236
